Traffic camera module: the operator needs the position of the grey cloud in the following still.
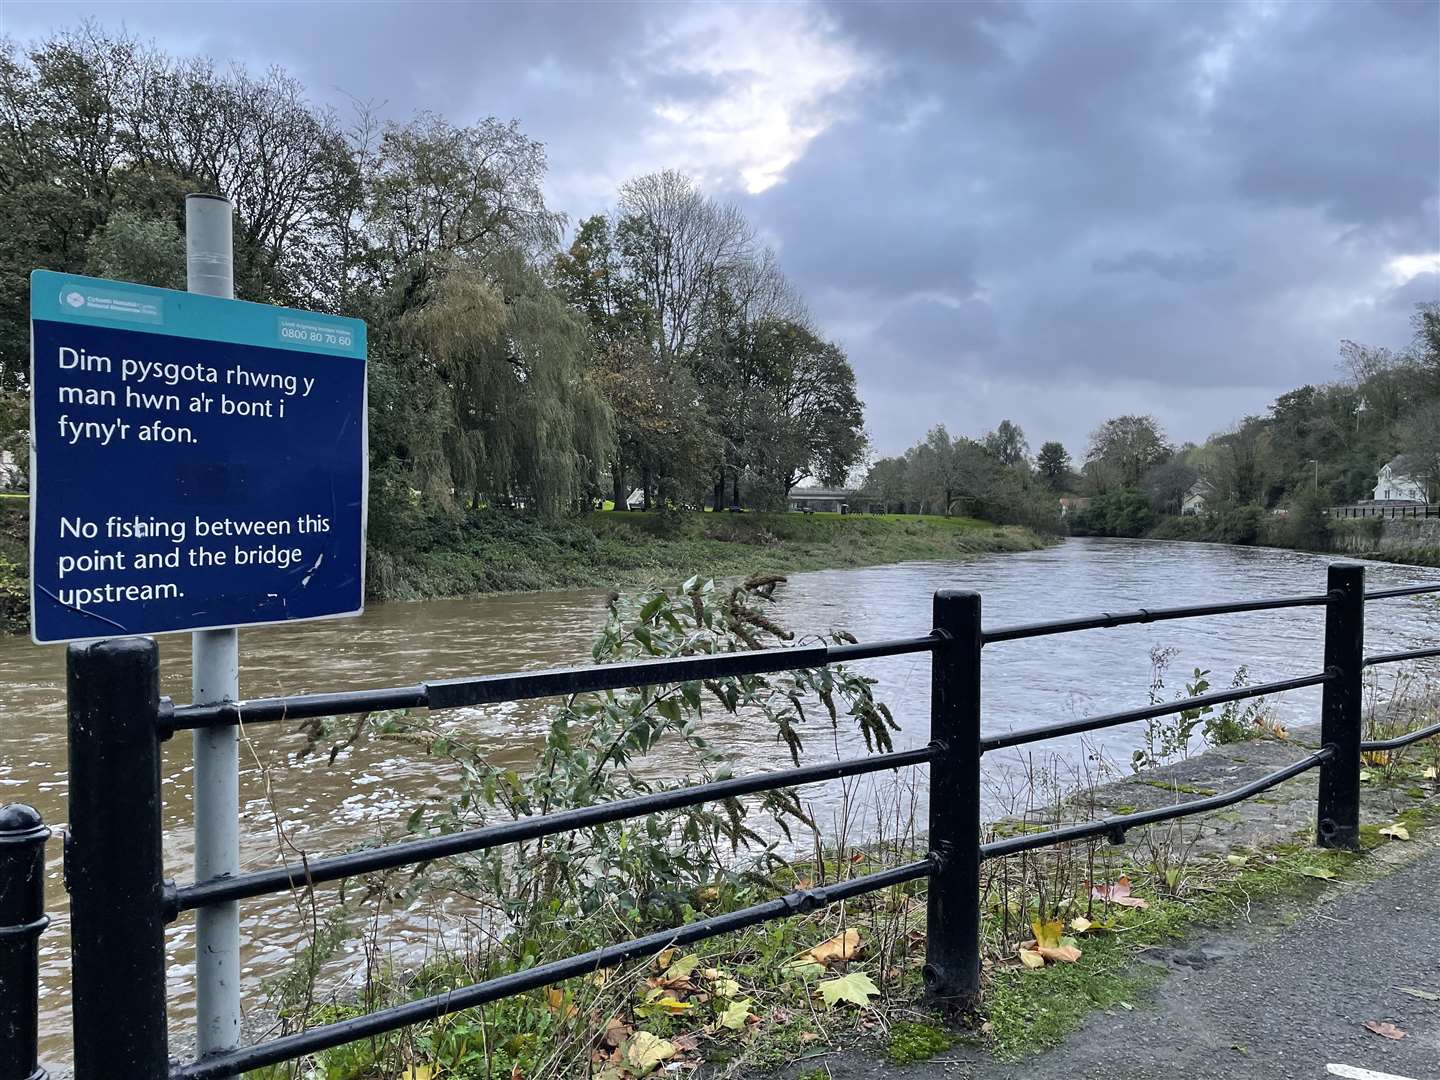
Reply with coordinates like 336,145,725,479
5,0,1435,454
1092,250,1237,283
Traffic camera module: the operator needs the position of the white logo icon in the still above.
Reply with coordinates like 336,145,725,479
64,291,85,308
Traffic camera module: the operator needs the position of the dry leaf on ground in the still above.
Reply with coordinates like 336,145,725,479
1364,1020,1406,1040
797,929,862,968
1378,823,1411,841
1091,875,1149,909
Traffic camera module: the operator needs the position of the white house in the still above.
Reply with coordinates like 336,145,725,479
1373,457,1429,503
1182,480,1212,515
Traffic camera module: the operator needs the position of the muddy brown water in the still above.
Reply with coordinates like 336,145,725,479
2,537,1436,1066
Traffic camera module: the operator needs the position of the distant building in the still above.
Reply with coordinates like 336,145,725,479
1182,480,1212,516
788,486,854,513
1058,496,1090,518
1373,457,1429,503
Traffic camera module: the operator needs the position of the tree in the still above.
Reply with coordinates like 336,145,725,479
1036,441,1072,491
1085,415,1172,490
744,321,866,502
616,169,756,366
1397,399,1440,501
983,419,1028,466
83,209,185,288
860,456,909,513
1199,425,1271,506
1142,455,1198,515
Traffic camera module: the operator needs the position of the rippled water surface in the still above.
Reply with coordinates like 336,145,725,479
3,537,1436,1064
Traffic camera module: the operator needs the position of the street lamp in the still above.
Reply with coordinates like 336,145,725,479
1308,459,1319,492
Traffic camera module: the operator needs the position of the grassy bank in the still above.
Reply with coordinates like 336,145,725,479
366,508,1049,602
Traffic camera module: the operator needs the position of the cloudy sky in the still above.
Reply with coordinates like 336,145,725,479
3,0,1437,458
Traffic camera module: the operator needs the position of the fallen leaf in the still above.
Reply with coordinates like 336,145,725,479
1364,1020,1406,1040
1225,853,1249,867
1069,916,1094,933
796,929,862,968
1091,875,1149,909
717,997,754,1030
1297,865,1336,880
1424,765,1437,780
1041,940,1083,963
1032,919,1066,949
817,971,881,1009
663,953,700,979
624,1030,679,1074
636,989,694,1018
1396,986,1440,1001
400,1067,435,1080
1018,947,1045,969
602,1017,633,1049
1360,769,1375,782
798,1032,820,1044
1378,823,1411,841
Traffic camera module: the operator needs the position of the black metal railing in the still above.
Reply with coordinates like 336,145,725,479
1327,504,1439,520
3,562,1437,1080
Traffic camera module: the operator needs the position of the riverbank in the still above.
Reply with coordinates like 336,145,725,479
1144,510,1440,568
0,498,1049,634
368,508,1050,602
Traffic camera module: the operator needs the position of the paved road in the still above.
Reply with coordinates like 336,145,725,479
818,843,1440,1080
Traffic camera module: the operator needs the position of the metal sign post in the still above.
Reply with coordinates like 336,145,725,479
186,193,241,1068
31,195,368,1076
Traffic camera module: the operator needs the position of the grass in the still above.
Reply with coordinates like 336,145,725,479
366,506,1051,603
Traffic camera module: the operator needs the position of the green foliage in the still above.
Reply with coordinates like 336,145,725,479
256,577,912,1078
1133,649,1273,770
861,424,1060,533
1036,440,1072,491
1069,487,1154,537
887,1021,954,1063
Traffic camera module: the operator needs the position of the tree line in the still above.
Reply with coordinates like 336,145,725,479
861,303,1437,545
0,25,868,529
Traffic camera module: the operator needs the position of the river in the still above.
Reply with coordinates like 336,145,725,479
3,537,1437,1065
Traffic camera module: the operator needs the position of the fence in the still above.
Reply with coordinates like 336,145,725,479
3,562,1439,1080
1328,504,1439,520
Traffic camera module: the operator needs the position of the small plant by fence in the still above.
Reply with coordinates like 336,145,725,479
2,562,1438,1079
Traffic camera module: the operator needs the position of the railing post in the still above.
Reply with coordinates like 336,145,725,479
924,589,982,1010
1317,562,1365,850
67,638,170,1078
0,804,50,1080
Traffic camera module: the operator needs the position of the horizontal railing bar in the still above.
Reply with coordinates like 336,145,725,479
1360,719,1440,752
169,685,427,729
170,858,934,1080
828,634,941,662
982,593,1333,644
980,671,1333,753
1365,646,1440,667
172,745,937,913
170,637,938,731
979,747,1334,860
1364,584,1440,600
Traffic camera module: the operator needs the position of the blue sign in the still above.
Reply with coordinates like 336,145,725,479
29,270,367,643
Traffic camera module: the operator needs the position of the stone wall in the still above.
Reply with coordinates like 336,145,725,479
1329,516,1440,564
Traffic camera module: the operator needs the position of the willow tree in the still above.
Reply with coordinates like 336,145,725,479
407,251,611,517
